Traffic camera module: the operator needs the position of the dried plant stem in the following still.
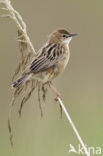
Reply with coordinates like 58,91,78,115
0,0,36,54
57,97,90,156
38,83,43,117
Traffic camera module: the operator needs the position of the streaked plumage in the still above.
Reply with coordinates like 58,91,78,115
12,29,77,88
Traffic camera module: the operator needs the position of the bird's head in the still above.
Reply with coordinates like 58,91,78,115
49,29,77,44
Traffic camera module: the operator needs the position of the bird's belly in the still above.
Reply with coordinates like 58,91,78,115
33,71,51,83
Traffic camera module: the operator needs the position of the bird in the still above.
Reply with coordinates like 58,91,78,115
12,29,77,98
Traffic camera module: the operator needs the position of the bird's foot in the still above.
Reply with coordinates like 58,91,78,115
48,81,61,101
54,92,61,101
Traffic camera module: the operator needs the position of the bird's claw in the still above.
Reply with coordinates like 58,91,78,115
54,93,61,101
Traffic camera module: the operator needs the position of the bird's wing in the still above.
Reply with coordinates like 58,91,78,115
29,43,65,73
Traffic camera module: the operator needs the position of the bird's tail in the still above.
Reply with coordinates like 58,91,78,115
12,73,31,88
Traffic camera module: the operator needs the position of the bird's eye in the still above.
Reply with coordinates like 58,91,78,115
62,34,68,38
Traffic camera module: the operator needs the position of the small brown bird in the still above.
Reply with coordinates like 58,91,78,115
12,29,77,97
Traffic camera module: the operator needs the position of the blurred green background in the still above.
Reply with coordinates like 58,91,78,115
0,0,103,155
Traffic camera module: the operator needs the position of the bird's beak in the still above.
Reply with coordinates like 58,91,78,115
69,34,77,37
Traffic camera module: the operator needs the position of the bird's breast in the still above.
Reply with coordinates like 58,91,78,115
52,48,70,78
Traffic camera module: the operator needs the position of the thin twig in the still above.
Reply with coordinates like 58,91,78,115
0,0,36,54
57,97,90,156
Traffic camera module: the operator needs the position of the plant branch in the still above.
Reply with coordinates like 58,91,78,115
0,0,36,54
57,97,90,156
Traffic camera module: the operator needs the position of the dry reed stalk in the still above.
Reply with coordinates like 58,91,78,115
0,0,47,146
